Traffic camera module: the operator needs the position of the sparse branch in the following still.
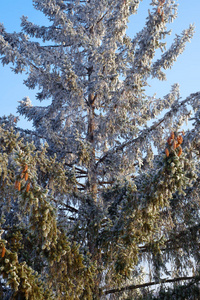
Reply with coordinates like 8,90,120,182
98,181,114,186
104,275,200,296
52,199,78,213
96,11,109,25
76,182,86,189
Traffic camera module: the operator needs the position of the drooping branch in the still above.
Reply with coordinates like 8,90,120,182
139,222,200,254
103,275,200,296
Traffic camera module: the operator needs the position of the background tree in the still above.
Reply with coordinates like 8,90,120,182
0,0,200,299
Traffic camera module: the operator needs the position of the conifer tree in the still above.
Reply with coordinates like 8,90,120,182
0,0,200,299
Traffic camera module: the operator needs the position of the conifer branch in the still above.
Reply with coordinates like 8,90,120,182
104,275,200,295
96,93,200,167
139,223,200,254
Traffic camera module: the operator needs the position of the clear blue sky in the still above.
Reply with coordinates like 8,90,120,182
0,0,200,129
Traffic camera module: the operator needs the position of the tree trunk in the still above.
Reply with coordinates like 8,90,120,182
87,92,97,201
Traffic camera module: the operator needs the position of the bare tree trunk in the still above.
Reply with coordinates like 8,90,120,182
87,92,97,202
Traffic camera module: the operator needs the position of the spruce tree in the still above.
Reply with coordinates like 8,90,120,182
0,0,200,299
